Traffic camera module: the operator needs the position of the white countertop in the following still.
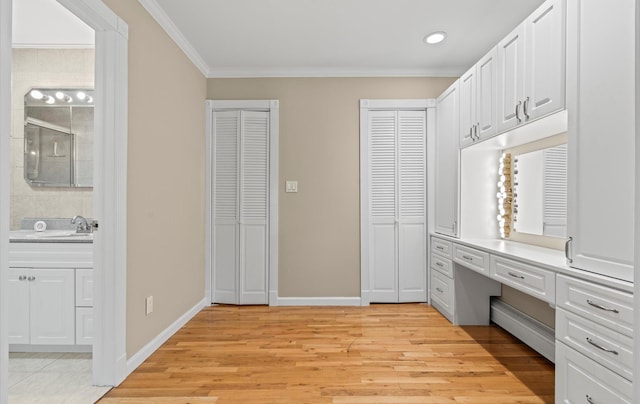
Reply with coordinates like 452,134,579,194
10,230,93,243
431,234,633,293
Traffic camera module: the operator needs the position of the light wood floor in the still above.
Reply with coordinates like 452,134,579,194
99,304,554,404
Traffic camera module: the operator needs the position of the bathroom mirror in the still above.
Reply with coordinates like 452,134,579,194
23,88,94,188
512,143,567,238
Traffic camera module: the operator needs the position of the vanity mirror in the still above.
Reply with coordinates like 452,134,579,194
24,88,94,188
511,143,568,238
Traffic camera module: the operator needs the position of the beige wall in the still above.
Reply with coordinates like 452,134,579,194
102,1,207,356
208,78,455,297
10,49,94,230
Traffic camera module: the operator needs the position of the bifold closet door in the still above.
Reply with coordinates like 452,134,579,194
368,110,426,303
213,110,269,305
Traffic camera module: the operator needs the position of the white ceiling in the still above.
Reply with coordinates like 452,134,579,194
12,0,94,48
149,0,545,78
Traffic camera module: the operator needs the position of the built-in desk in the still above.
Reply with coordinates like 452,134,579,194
430,234,634,402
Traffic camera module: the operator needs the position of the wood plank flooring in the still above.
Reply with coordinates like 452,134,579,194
99,304,554,403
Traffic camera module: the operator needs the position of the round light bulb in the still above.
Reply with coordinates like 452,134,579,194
87,96,93,103
55,91,64,100
30,90,43,100
44,95,55,104
77,91,86,100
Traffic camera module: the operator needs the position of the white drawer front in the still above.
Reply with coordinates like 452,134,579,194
431,270,453,317
557,308,632,381
431,254,453,277
556,342,632,404
453,244,489,275
75,307,93,345
557,274,633,337
431,238,452,259
490,256,555,304
75,268,94,307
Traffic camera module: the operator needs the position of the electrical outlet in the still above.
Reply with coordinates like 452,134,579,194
145,296,153,315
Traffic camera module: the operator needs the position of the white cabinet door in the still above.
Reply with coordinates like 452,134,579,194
458,66,476,148
213,110,270,304
75,307,94,345
8,269,30,344
75,268,94,307
566,0,635,282
397,111,426,302
435,81,459,237
497,24,525,133
475,47,498,139
524,0,566,121
29,269,75,345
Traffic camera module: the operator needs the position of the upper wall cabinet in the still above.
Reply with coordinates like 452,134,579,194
565,0,635,282
435,81,460,237
459,47,498,148
497,0,566,133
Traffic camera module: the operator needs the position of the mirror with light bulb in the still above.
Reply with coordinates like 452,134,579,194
24,88,94,188
506,142,568,239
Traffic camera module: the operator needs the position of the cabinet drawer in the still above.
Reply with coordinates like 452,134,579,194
431,270,454,318
431,254,453,277
453,244,489,275
556,274,633,337
557,308,632,381
490,256,555,304
556,342,632,403
75,268,94,307
431,238,452,259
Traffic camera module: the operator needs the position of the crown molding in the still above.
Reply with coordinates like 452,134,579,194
206,67,463,79
137,0,210,77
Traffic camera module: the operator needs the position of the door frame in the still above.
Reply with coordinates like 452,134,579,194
0,1,129,400
359,99,435,306
205,100,279,305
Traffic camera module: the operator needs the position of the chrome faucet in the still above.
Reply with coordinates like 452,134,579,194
71,215,92,233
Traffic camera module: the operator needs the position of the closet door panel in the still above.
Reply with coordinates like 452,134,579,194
398,111,426,302
398,222,426,302
213,111,240,304
239,224,267,304
214,224,238,304
371,223,397,302
239,111,269,304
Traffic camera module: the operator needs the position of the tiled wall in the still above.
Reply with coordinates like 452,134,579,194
11,48,94,230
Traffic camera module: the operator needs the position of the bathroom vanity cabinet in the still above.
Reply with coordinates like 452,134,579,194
8,240,93,350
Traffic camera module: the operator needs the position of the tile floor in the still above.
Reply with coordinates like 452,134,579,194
8,352,111,404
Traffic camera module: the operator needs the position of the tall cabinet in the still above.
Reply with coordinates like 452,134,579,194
365,109,427,303
434,82,459,237
565,0,635,283
212,110,270,305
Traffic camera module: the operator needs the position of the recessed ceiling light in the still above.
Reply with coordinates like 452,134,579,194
424,31,447,45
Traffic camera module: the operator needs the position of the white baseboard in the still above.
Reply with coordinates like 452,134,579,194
125,297,207,376
491,299,555,363
276,297,362,306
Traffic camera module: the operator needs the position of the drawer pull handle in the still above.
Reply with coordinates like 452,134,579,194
586,300,619,314
586,395,594,404
462,255,473,261
436,262,444,267
436,246,444,250
436,287,444,293
586,337,619,355
507,272,525,280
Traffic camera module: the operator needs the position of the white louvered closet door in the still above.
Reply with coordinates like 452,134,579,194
212,110,269,305
368,110,427,303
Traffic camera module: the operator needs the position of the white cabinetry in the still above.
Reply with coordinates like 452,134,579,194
8,268,75,345
434,82,459,237
365,110,427,303
498,0,565,133
565,0,635,282
459,47,498,147
75,268,94,344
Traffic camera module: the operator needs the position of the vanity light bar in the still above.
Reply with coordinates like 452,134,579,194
497,153,513,238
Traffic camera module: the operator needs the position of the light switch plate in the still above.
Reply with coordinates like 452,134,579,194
286,180,298,193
